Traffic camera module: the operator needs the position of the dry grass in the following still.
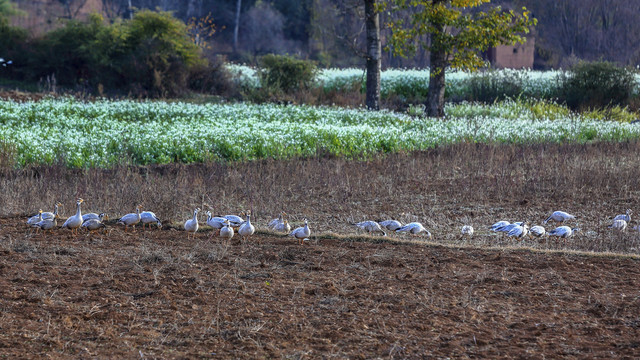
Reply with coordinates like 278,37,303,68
1,142,639,254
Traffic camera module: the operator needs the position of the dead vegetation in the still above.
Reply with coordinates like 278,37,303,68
1,142,639,253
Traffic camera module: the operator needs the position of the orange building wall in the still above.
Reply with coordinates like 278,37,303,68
488,37,535,69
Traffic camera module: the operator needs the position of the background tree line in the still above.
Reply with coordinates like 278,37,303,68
5,0,640,69
1,0,638,116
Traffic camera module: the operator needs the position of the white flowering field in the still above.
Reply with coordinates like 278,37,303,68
227,64,578,98
1,97,639,168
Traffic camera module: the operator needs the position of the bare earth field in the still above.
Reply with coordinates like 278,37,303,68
1,143,640,358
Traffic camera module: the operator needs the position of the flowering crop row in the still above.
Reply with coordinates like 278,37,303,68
0,98,639,168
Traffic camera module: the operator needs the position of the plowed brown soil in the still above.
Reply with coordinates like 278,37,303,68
1,215,639,359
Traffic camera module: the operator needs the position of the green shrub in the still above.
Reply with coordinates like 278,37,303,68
257,54,318,94
0,19,32,83
91,10,204,97
6,11,204,97
467,69,526,103
27,16,102,87
556,61,637,110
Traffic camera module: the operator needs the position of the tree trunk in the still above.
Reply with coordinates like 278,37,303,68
186,0,199,20
426,48,446,117
426,0,447,119
233,0,242,53
364,0,381,111
127,0,133,19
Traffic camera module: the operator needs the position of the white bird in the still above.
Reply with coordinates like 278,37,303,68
529,225,546,238
82,211,102,223
494,222,524,233
224,213,245,228
83,212,106,224
609,219,627,231
140,211,162,229
41,202,62,221
461,225,474,237
544,211,575,224
117,205,143,232
352,220,386,236
548,226,580,239
268,215,281,229
62,198,84,235
205,211,227,234
219,219,234,240
32,213,58,235
184,208,200,240
268,211,286,229
289,219,311,245
274,219,291,233
82,213,108,234
27,209,43,225
613,209,632,222
379,219,403,231
395,222,431,238
507,222,529,238
238,211,256,243
490,221,511,231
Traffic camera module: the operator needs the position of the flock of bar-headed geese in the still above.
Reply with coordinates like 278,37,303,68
24,199,638,244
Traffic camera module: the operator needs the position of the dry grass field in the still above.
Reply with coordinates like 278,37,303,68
1,142,640,358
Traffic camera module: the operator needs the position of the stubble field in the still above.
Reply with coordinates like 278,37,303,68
1,142,640,358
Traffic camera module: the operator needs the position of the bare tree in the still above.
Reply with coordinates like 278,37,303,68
186,0,200,20
233,0,241,53
241,1,286,55
57,0,89,19
510,0,640,67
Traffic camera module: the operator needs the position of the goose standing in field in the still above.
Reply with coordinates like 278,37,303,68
140,211,162,229
490,221,511,231
613,209,632,223
117,205,143,232
238,211,256,243
548,226,580,240
352,220,386,236
379,219,403,232
184,208,200,240
62,198,84,235
32,213,58,235
42,202,62,220
82,213,108,235
529,225,546,238
205,211,227,235
27,209,43,226
609,219,627,232
289,219,311,245
395,222,431,238
219,219,234,241
27,210,43,234
543,211,575,224
274,219,291,233
461,225,474,237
